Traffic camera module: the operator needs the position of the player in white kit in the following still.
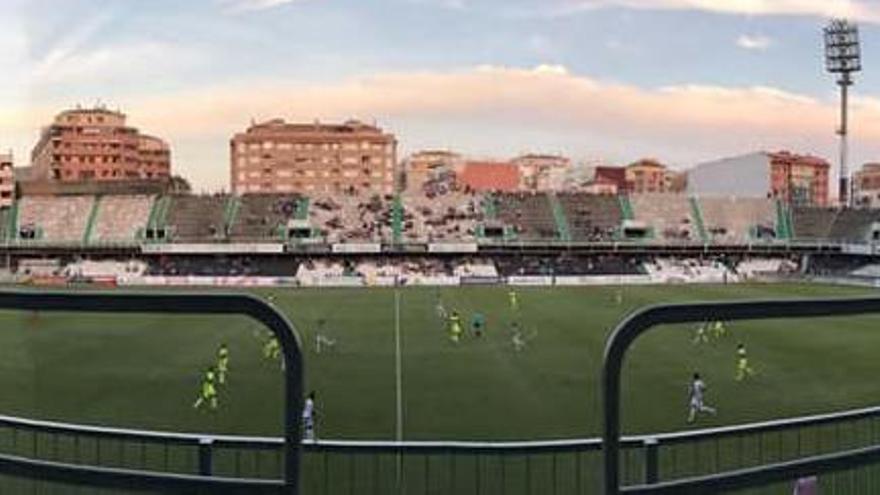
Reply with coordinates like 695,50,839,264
302,391,317,440
687,373,717,424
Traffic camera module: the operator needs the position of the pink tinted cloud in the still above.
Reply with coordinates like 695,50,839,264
12,65,879,189
123,65,854,142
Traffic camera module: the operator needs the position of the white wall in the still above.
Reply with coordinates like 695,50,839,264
687,152,769,197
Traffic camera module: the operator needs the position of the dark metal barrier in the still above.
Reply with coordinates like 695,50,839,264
0,290,303,494
602,296,880,494
2,403,880,493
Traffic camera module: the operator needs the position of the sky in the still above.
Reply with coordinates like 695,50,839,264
4,0,880,192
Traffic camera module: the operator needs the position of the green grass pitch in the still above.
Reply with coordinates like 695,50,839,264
0,281,877,443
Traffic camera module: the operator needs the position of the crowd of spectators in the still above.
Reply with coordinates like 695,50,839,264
311,193,392,243
495,254,646,276
146,256,296,277
402,175,482,242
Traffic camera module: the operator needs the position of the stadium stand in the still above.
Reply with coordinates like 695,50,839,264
698,197,777,243
557,193,621,241
63,260,148,279
0,207,10,242
18,196,94,243
792,207,838,240
401,191,481,242
630,193,694,241
146,256,296,276
806,255,870,277
495,254,645,276
353,257,498,279
230,194,303,241
827,209,880,242
495,192,558,240
644,257,733,283
91,195,154,243
165,195,229,242
17,258,62,277
310,194,391,243
736,257,799,278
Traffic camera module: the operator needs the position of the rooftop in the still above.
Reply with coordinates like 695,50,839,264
458,161,520,192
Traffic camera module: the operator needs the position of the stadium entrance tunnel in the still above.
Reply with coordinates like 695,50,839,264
603,296,880,494
0,289,303,494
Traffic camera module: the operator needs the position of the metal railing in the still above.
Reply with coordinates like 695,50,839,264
0,289,303,494
1,401,880,492
602,296,880,494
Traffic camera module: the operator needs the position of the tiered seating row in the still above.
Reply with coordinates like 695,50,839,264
630,193,694,241
557,193,620,242
231,194,303,241
92,195,154,243
698,197,776,243
494,193,558,240
18,196,95,243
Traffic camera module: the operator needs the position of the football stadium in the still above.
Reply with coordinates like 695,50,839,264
0,192,879,494
8,2,880,494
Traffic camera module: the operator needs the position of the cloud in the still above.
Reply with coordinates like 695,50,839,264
29,10,117,82
31,42,205,86
10,64,879,191
406,0,470,9
119,65,836,142
532,0,880,23
218,0,306,13
736,34,773,51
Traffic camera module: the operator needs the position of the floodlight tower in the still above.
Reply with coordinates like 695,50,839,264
824,19,862,207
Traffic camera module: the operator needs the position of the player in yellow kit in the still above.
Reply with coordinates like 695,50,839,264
735,343,755,381
448,311,463,343
193,368,218,410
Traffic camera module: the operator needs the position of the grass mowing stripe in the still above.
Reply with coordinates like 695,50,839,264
394,289,404,490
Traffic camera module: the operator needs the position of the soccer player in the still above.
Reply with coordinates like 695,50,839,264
316,334,336,354
510,321,535,352
448,311,463,343
315,319,336,354
302,391,317,441
711,320,727,338
687,372,716,423
471,312,486,338
692,322,709,345
264,334,281,361
216,343,229,385
735,343,755,381
614,289,623,306
193,367,218,410
434,292,447,320
508,289,519,312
